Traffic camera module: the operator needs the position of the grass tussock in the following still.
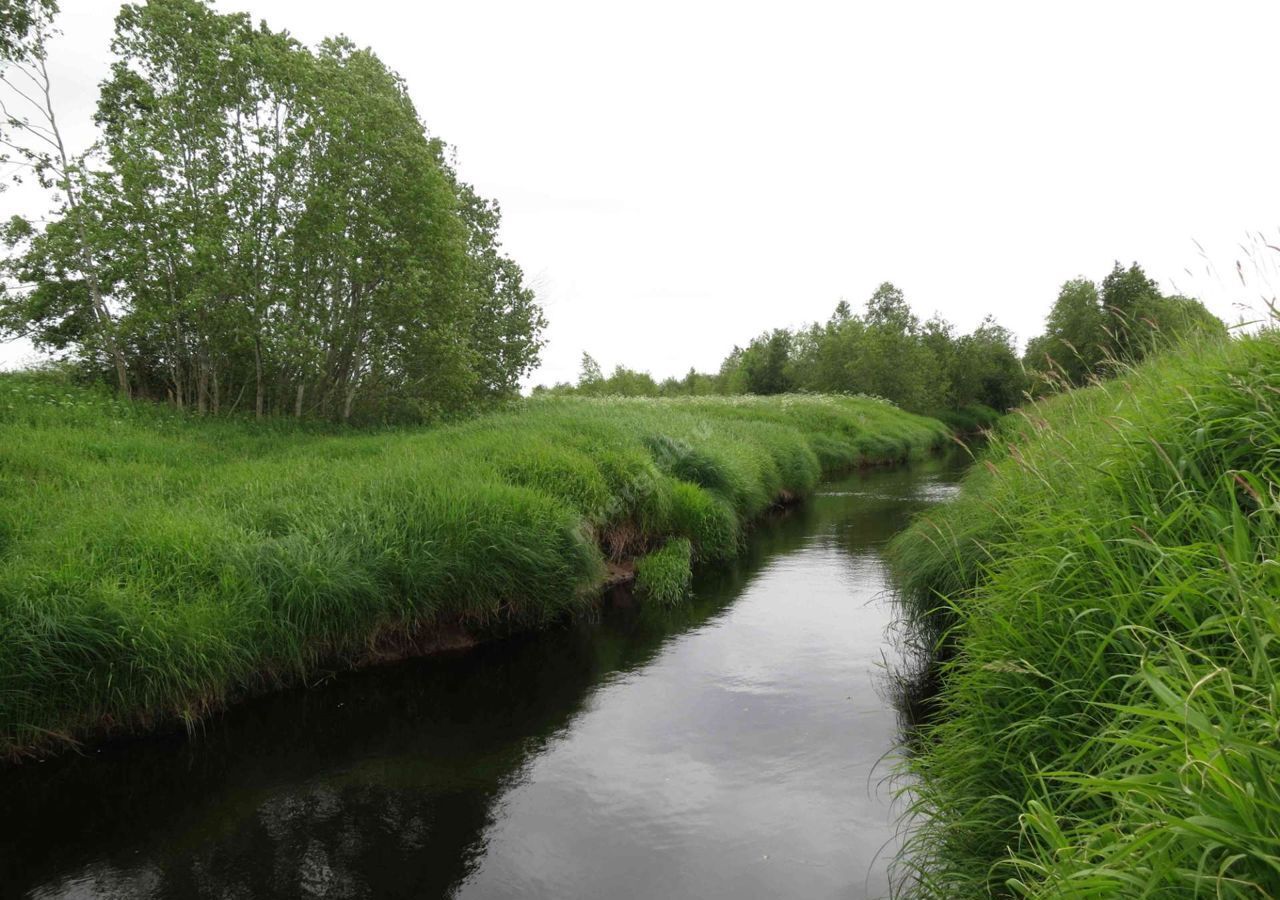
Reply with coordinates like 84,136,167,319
889,330,1280,898
0,378,947,760
635,538,694,605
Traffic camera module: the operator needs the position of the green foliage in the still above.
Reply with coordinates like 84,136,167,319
657,367,721,396
634,538,694,605
578,352,604,388
1024,263,1226,388
1023,277,1105,385
0,0,55,61
572,358,661,397
865,281,917,330
0,376,948,759
925,403,1002,434
890,329,1280,897
547,265,1216,421
739,329,795,395
1,0,544,423
556,353,666,398
544,284,1026,416
784,285,1025,414
947,316,1024,412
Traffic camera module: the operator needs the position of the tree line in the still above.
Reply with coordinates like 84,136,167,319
543,264,1224,418
1,0,544,423
2,2,1227,424
1024,263,1224,388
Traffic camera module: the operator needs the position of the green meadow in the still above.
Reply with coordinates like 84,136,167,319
0,374,946,760
890,330,1280,898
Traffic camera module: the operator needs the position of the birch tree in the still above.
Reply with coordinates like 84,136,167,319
5,0,545,422
1,0,131,395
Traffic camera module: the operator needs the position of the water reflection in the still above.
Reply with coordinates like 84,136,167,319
0,457,965,900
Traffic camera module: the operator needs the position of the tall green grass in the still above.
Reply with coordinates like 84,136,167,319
635,537,694,605
0,377,947,760
889,330,1280,898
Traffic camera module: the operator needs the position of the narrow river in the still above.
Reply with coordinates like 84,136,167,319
0,456,965,899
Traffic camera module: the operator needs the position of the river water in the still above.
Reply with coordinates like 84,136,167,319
0,457,965,899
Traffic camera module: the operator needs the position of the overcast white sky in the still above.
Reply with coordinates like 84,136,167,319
3,0,1280,385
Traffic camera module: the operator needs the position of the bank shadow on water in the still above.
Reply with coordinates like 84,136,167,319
0,454,968,900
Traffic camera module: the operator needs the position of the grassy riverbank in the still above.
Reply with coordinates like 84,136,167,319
890,331,1280,898
0,375,947,760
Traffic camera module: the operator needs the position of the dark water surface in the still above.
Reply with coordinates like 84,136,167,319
0,458,965,899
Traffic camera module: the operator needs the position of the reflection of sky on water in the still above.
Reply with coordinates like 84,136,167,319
457,470,941,900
